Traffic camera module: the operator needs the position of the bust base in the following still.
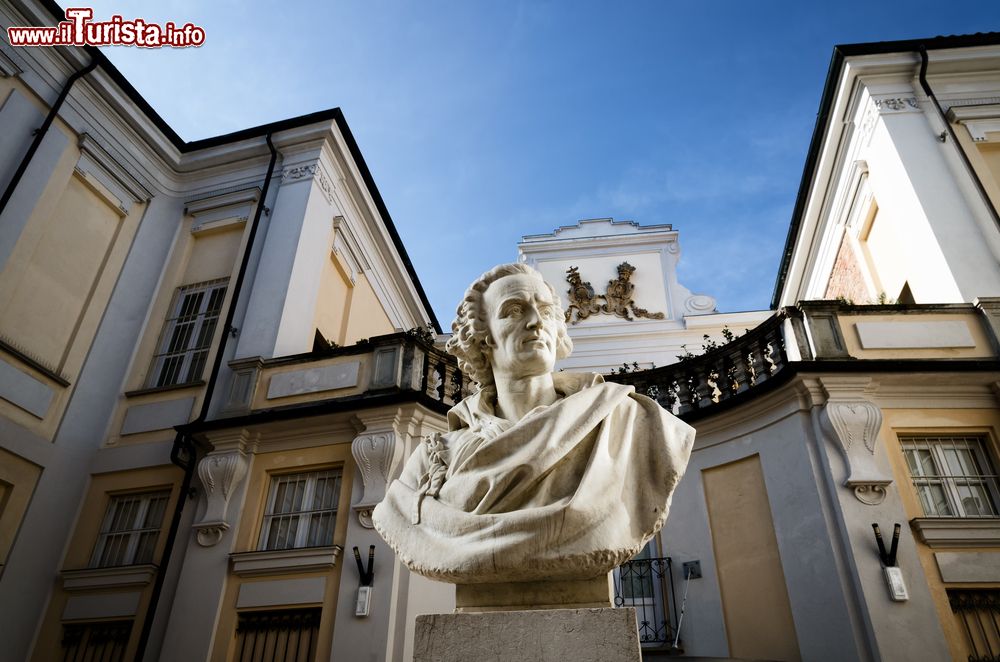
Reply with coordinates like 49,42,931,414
455,574,613,611
414,607,641,662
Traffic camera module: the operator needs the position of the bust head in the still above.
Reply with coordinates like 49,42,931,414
446,263,573,386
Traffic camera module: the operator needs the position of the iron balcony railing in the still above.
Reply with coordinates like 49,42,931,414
607,312,789,420
614,556,678,648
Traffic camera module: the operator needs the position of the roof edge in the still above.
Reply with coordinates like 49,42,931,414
770,31,1000,310
35,0,441,331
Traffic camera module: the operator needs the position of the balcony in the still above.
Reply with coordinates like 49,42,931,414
607,312,790,421
220,331,471,420
608,300,1000,422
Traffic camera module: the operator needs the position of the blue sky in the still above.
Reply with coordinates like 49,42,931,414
79,0,1000,323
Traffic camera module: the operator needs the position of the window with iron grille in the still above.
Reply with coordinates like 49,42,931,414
258,470,342,551
61,619,132,662
235,608,320,662
900,436,1000,518
90,491,170,567
148,279,227,388
949,590,1000,662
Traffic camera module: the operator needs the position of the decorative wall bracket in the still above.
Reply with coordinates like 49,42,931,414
193,442,249,546
820,398,893,505
351,430,402,528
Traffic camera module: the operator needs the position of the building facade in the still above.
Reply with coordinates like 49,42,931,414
3,0,1000,659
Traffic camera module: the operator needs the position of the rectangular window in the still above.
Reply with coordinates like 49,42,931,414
61,620,132,662
949,590,1000,661
235,608,320,662
90,491,170,568
148,279,227,387
901,436,1000,518
258,470,342,551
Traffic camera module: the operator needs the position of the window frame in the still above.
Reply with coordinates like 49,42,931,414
89,489,171,568
257,468,343,552
899,434,1000,519
147,278,228,388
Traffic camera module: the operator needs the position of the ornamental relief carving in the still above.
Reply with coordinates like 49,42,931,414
282,164,334,204
820,399,892,506
351,430,402,528
194,448,249,546
873,96,919,113
565,262,665,324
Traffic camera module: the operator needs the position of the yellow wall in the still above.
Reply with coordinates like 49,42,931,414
185,226,243,285
312,250,395,348
859,206,908,301
968,139,1000,217
211,442,354,662
703,454,801,661
0,448,42,572
32,465,184,662
313,252,353,346
0,83,147,440
881,408,1000,662
836,311,994,360
0,174,121,364
343,272,394,345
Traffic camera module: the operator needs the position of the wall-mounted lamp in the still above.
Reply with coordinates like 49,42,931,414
353,545,375,617
872,523,908,601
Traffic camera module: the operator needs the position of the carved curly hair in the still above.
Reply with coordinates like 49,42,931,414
445,262,573,386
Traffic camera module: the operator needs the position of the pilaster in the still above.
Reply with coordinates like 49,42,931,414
158,429,256,661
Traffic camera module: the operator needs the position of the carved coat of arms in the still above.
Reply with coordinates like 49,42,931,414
565,262,665,324
564,266,602,322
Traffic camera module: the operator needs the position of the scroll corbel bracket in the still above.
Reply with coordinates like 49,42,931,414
820,399,893,505
351,430,402,528
192,446,249,546
846,479,893,506
194,521,230,547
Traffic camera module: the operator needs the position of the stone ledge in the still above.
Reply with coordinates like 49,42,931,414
61,564,157,591
229,546,342,577
911,517,1000,548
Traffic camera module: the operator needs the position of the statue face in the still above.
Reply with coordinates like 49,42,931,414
483,273,560,380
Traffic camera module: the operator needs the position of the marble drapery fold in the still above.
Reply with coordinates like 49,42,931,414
372,372,695,583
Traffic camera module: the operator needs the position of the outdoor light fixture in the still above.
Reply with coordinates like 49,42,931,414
872,523,908,601
353,545,376,617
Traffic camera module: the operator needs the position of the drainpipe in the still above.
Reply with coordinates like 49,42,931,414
0,59,97,218
918,45,1000,232
134,133,279,661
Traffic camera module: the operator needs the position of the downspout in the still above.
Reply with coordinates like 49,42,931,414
918,45,1000,232
0,58,97,218
134,133,279,661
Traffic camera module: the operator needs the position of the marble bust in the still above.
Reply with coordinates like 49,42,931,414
372,263,694,589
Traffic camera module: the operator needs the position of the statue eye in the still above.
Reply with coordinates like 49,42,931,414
504,303,523,317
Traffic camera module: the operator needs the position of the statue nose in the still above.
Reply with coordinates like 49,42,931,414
524,306,541,328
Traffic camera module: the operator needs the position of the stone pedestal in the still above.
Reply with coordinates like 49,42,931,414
455,574,613,611
413,607,642,662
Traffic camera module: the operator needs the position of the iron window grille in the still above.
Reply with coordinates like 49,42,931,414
613,542,677,648
235,608,320,662
900,435,1000,518
949,590,1000,662
258,470,342,551
61,620,132,662
148,279,227,388
90,490,170,568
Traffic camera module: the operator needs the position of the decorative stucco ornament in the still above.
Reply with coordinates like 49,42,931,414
372,263,694,586
564,266,602,323
564,262,665,324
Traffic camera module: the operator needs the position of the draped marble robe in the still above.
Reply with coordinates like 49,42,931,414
372,372,695,584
